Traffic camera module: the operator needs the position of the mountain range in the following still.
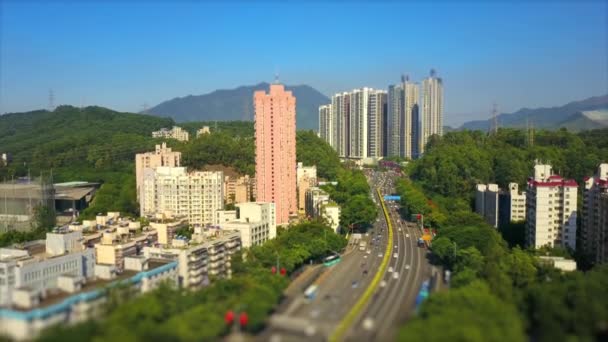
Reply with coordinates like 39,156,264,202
460,94,608,131
143,82,329,130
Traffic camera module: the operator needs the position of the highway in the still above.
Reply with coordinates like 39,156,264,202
258,170,431,342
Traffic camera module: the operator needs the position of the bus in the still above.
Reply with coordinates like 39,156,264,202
323,254,341,267
304,285,318,301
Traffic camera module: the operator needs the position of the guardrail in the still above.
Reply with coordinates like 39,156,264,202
329,189,393,341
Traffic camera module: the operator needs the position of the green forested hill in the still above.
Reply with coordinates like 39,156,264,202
0,106,349,221
0,105,174,177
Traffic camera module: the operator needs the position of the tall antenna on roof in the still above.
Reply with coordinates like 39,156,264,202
274,67,280,84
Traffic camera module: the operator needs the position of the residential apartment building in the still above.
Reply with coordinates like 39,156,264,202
475,184,499,228
476,183,527,229
499,183,527,227
420,69,443,154
367,90,387,158
151,126,190,141
305,187,341,233
526,164,578,250
0,258,177,341
332,92,350,157
140,167,224,226
322,88,387,160
297,163,317,212
319,104,334,147
0,228,96,308
582,163,608,264
224,174,254,205
254,84,297,225
143,229,241,288
387,76,420,159
135,143,181,202
219,202,276,248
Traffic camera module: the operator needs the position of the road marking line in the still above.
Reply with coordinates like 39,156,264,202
329,189,393,342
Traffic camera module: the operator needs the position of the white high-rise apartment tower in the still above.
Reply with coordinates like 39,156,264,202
387,76,419,159
318,104,334,147
420,69,443,154
367,90,387,158
526,164,578,250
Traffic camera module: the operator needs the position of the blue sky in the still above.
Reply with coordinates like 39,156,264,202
1,1,607,126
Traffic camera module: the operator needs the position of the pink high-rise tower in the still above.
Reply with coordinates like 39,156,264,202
254,84,297,225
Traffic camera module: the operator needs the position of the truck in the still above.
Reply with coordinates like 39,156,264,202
359,241,367,251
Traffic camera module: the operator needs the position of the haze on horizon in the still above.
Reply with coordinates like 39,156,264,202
0,0,606,126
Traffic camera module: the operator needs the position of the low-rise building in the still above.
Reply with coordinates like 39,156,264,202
305,187,341,232
305,187,330,218
151,126,189,141
1,153,11,166
538,256,577,272
0,258,177,341
196,126,210,137
143,228,241,288
0,228,96,308
320,202,341,233
219,202,276,248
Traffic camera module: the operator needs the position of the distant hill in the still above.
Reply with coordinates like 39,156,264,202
460,94,608,131
144,83,330,130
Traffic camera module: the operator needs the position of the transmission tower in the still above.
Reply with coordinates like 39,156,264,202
492,102,498,135
48,89,55,111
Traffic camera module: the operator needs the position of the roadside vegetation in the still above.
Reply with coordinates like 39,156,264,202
397,128,608,341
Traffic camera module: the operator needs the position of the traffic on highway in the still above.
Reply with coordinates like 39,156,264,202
260,169,434,342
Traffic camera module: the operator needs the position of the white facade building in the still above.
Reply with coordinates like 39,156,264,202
319,104,334,147
526,164,578,250
499,183,527,226
143,229,240,288
420,70,443,155
151,126,190,141
135,143,181,202
0,229,96,308
219,202,276,248
140,167,224,226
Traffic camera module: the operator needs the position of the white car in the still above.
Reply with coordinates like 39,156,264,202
362,318,375,331
405,264,411,270
406,234,410,238
366,250,371,254
398,228,402,232
380,280,387,288
388,266,394,273
393,272,399,279
393,253,398,258
378,253,383,258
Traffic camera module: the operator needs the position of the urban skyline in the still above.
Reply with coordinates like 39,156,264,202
320,70,443,160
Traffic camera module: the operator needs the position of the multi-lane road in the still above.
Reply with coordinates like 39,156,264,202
259,170,433,342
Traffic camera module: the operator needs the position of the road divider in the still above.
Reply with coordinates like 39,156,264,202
329,189,394,342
